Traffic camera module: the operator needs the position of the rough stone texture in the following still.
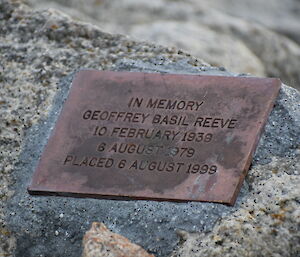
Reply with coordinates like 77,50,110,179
171,155,300,257
27,0,300,91
0,1,299,257
83,222,154,257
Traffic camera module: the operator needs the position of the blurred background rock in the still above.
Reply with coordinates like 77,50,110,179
26,0,300,90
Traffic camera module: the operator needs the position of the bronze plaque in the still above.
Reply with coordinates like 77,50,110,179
28,71,281,205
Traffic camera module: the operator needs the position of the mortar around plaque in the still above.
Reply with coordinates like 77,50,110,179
28,70,281,205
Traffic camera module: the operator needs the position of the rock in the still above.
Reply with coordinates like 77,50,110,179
27,0,300,90
1,1,299,257
206,0,300,45
197,7,300,92
83,222,154,257
171,156,300,257
0,1,227,257
130,21,265,76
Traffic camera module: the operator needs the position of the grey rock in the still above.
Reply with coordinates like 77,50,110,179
254,85,300,164
130,21,266,76
198,9,300,92
206,0,300,45
0,1,210,256
1,1,299,257
5,63,244,257
27,0,300,90
0,1,228,257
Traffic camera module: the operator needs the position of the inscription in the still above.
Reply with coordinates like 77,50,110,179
128,97,204,111
62,95,238,176
84,110,237,128
93,126,213,142
66,95,240,177
63,154,217,174
193,117,237,128
83,110,149,123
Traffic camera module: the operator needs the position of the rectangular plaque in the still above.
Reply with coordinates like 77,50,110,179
28,71,281,205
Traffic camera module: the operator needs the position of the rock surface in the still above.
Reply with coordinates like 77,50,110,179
171,156,300,257
0,1,231,257
206,0,300,45
0,1,299,257
83,222,154,257
130,21,265,77
27,0,300,91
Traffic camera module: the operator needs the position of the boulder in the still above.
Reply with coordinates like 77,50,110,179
0,1,299,257
206,0,300,45
27,0,300,90
130,21,265,76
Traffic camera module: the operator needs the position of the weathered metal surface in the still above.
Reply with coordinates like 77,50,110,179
28,71,281,205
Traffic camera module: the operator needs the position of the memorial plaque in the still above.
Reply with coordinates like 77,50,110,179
28,71,281,205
